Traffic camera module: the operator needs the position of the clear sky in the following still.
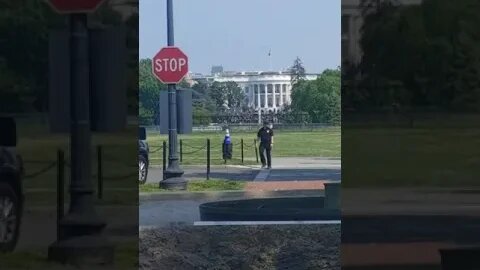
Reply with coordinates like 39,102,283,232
139,0,340,74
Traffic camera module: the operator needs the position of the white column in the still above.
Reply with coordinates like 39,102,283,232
280,84,284,107
256,84,260,110
263,84,268,108
272,84,277,110
286,84,291,104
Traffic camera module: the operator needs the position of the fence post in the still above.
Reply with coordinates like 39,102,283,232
206,138,211,180
97,145,103,200
57,149,65,241
254,139,259,163
241,138,244,164
162,141,167,180
179,139,183,163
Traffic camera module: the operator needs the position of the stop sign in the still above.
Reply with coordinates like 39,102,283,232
152,47,189,84
46,0,106,13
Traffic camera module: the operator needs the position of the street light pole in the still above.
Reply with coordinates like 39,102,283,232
48,13,112,265
161,0,187,189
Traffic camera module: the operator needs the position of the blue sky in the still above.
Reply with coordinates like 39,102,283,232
139,0,340,74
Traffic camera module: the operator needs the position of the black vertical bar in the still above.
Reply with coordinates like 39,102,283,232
97,145,103,200
162,140,167,180
241,138,244,164
179,139,183,163
254,139,259,163
57,149,64,241
207,139,210,180
163,0,185,182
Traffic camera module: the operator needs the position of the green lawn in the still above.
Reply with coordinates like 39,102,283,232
342,127,480,187
140,179,246,193
146,127,340,166
18,127,137,190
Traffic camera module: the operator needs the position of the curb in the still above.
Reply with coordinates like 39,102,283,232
139,189,324,202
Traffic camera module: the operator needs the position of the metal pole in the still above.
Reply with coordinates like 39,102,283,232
97,145,103,200
162,140,167,180
160,0,186,189
57,149,64,241
66,13,99,229
179,139,183,163
49,13,111,264
206,138,211,180
241,138,244,164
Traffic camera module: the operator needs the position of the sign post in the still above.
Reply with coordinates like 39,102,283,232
151,0,188,190
46,0,112,265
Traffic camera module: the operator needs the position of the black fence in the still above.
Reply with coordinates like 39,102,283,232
149,138,260,180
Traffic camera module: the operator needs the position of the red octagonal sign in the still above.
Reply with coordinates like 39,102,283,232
152,47,189,84
46,0,106,13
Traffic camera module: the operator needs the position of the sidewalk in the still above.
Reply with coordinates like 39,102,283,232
342,187,480,268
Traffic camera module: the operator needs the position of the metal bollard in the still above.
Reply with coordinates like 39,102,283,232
162,141,167,180
206,138,211,180
56,149,65,241
97,145,103,200
241,138,244,164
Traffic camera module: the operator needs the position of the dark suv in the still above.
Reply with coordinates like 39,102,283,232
0,117,24,252
138,127,149,185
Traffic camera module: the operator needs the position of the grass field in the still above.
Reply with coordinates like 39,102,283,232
140,179,245,193
146,127,341,166
342,127,480,187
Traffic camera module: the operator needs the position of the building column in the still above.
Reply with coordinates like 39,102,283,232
286,84,291,104
273,84,278,110
263,84,268,109
280,84,285,107
256,84,261,110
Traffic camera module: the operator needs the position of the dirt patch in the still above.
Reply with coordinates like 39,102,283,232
140,224,340,270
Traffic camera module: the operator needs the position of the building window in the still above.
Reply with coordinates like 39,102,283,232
276,95,280,106
282,84,287,93
268,96,273,107
275,84,280,93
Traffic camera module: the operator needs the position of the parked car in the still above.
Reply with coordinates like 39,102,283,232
0,117,24,252
138,127,149,185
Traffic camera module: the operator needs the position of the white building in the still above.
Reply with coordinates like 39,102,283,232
190,71,318,113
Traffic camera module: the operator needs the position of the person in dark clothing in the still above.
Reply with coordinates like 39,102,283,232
257,121,274,169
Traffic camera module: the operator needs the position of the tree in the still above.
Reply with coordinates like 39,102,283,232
291,68,341,124
352,0,480,112
290,57,306,86
207,81,246,113
139,58,165,125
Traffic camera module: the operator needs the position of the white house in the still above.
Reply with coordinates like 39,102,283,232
190,71,318,113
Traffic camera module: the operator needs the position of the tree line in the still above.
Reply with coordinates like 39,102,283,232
139,57,341,126
343,0,480,113
0,0,139,114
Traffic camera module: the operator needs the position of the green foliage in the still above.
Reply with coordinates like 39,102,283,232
291,68,341,124
193,106,212,125
348,0,480,112
207,81,246,112
139,58,165,125
290,57,306,86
